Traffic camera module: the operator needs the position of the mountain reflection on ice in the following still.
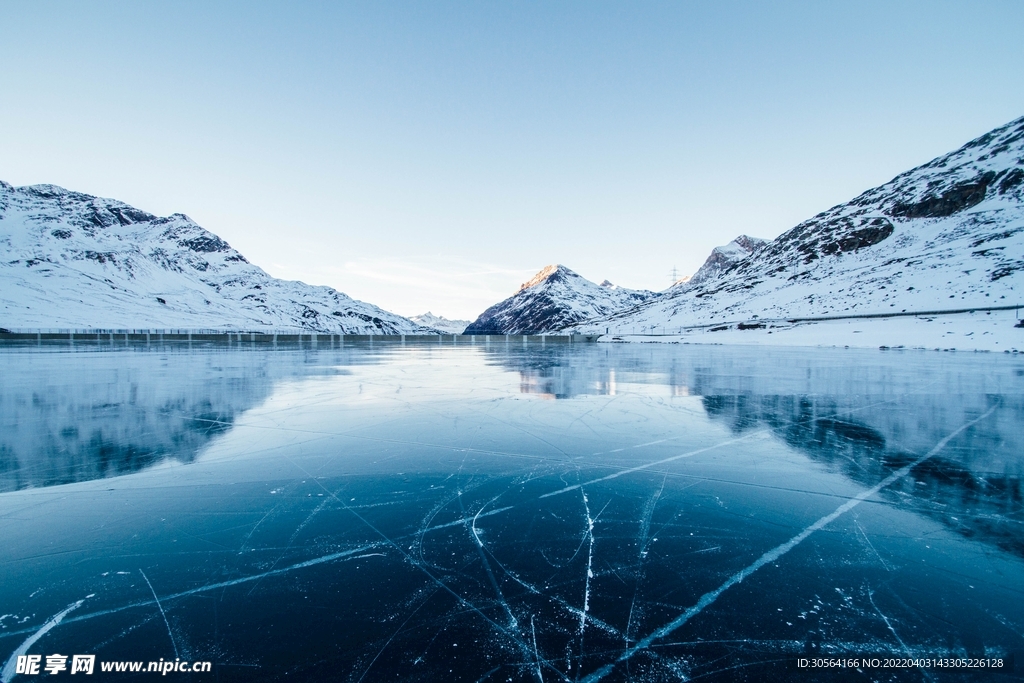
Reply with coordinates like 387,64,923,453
0,345,359,491
1,342,1022,682
507,346,1024,559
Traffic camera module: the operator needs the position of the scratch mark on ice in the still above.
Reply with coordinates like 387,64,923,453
355,584,441,683
139,570,179,659
867,589,935,682
469,497,518,629
626,475,666,646
603,438,669,454
3,545,385,641
428,506,513,531
1,600,85,683
542,431,768,498
531,616,543,683
475,666,501,683
868,590,907,652
854,520,892,572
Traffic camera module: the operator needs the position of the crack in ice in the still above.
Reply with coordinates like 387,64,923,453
0,545,385,642
580,403,999,682
543,431,770,498
467,496,518,630
139,570,179,660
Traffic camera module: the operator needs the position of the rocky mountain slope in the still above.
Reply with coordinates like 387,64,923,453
464,265,654,334
410,311,470,334
0,182,435,333
573,115,1024,334
678,235,767,289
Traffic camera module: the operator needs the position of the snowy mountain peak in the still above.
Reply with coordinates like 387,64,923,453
0,182,433,334
466,265,654,334
681,234,769,289
730,235,768,253
409,312,470,334
518,264,576,292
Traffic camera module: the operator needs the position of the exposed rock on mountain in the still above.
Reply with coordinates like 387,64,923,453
410,312,470,334
679,235,768,289
574,115,1024,333
464,265,654,334
0,182,433,333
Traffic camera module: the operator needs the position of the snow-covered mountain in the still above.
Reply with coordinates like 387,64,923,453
574,115,1024,336
0,182,435,333
464,265,654,334
409,311,470,334
678,235,768,289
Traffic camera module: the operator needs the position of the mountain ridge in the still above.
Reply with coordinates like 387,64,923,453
569,115,1024,336
676,235,768,290
464,264,654,335
410,312,470,334
0,182,436,334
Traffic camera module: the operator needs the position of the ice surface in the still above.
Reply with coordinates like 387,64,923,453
1,341,1022,681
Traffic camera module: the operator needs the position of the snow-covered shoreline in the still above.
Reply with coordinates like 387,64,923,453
599,308,1024,353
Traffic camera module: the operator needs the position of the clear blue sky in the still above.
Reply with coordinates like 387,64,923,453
2,1,1022,320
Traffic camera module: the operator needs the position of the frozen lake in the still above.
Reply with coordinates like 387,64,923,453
1,341,1022,681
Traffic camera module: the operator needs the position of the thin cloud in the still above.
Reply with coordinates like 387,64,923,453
287,256,541,320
